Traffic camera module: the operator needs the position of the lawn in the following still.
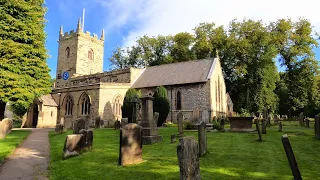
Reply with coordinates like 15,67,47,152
49,121,320,180
0,130,31,164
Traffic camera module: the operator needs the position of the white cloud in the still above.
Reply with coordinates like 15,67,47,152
99,0,320,47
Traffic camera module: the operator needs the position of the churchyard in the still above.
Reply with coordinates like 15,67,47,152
49,120,320,180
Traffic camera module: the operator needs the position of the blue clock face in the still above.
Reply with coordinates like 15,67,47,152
62,72,69,80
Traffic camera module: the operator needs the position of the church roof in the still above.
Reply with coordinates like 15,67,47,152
39,94,58,107
132,58,216,88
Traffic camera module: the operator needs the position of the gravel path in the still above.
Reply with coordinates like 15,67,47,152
0,128,51,180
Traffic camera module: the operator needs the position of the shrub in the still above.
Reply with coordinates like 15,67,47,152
153,86,170,126
121,89,142,123
183,120,197,130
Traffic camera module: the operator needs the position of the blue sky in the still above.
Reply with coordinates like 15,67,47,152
45,0,320,77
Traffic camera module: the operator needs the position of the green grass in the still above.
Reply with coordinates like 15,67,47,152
49,121,320,180
0,130,30,164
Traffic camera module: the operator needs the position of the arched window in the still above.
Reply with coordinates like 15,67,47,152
113,95,122,119
65,95,73,115
80,93,90,115
66,47,70,58
176,91,182,110
88,49,94,61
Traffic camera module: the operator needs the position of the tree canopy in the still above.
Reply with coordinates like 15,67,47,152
0,0,52,119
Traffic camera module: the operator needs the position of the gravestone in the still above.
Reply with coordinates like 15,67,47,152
177,136,200,180
201,110,209,124
73,118,86,134
171,134,176,143
139,96,162,144
192,108,200,124
256,120,262,142
315,115,320,139
1,118,13,135
114,120,121,130
299,112,304,127
86,129,93,149
0,122,6,139
304,118,310,128
261,119,267,134
177,112,184,137
95,117,101,129
63,134,83,159
219,118,225,132
279,122,283,132
79,129,88,149
154,112,159,126
281,134,302,180
121,118,128,129
197,121,207,156
55,124,64,135
118,123,143,166
79,129,93,150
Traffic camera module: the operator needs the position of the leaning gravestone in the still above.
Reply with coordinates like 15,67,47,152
154,112,159,126
63,134,83,159
118,123,143,166
201,110,209,124
79,129,88,149
73,118,86,134
299,112,304,127
177,112,184,137
315,115,320,139
121,118,128,129
198,121,207,156
192,108,200,124
281,134,302,180
177,136,200,180
114,120,121,130
79,129,94,150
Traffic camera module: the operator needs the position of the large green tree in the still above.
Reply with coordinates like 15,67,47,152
0,0,51,120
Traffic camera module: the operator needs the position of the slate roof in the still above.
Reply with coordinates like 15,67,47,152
39,94,58,107
132,58,216,88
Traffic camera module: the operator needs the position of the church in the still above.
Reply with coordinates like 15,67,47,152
23,19,230,128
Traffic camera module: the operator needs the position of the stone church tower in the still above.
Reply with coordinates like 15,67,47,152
55,18,104,88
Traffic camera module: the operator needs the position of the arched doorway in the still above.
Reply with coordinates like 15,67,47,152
32,104,39,128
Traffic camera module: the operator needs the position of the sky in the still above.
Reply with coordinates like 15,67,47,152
45,0,320,78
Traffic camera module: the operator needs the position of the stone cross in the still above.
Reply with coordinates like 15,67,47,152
118,123,143,166
171,134,176,143
281,134,302,180
299,112,304,127
121,118,128,129
279,122,283,132
73,118,86,134
177,136,200,180
139,96,162,144
315,115,320,139
201,110,209,124
197,121,207,156
256,120,262,142
192,108,200,124
177,112,184,137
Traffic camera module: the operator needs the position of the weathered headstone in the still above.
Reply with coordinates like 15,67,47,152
219,118,225,132
256,120,262,142
114,120,121,130
177,136,200,180
197,121,207,156
73,118,86,134
139,96,162,144
279,122,283,132
118,123,143,166
87,129,93,149
299,112,304,127
153,112,159,126
177,112,184,137
0,118,13,136
281,134,302,180
315,115,320,139
63,134,83,159
192,108,200,124
121,118,128,129
79,129,88,148
201,110,209,124
171,134,176,143
55,124,64,135
0,122,6,139
261,119,267,134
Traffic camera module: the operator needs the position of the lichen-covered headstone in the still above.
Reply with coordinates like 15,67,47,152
201,110,209,124
177,112,184,137
177,136,200,180
73,118,86,134
118,123,143,166
121,118,128,129
198,121,207,156
63,134,83,159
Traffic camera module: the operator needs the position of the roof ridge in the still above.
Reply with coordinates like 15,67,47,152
145,58,214,69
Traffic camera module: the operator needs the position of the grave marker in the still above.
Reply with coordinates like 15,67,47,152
201,110,209,124
198,121,207,156
73,118,86,134
177,112,184,137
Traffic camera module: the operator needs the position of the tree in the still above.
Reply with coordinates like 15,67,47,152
0,0,52,120
153,86,170,126
121,88,142,123
171,32,196,62
271,18,319,116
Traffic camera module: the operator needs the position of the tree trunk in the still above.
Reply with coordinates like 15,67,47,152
0,101,6,120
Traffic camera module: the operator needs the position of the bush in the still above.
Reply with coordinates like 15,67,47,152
153,86,170,126
183,120,197,130
121,89,142,123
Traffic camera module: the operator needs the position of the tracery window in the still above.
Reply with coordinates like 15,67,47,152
113,95,122,118
80,93,90,115
65,95,73,115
